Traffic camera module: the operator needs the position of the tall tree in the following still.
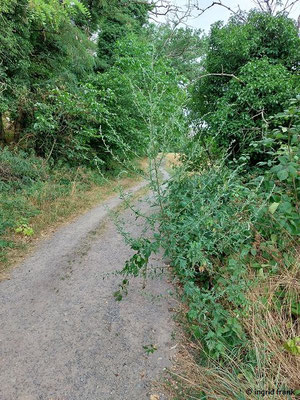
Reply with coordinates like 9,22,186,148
96,1,151,71
149,24,205,81
0,0,94,143
190,10,300,160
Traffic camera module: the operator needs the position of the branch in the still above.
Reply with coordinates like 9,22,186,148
198,72,244,84
192,1,247,22
279,0,300,14
253,0,300,15
252,0,265,12
264,0,273,14
124,0,180,17
159,3,194,52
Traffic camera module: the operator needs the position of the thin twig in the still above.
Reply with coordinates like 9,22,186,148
193,1,247,22
45,137,57,163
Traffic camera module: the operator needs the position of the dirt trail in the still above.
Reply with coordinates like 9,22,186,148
0,177,176,400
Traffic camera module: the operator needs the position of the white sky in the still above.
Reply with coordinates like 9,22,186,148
158,0,300,32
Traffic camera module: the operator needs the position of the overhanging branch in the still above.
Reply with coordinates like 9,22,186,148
199,72,245,84
192,1,247,22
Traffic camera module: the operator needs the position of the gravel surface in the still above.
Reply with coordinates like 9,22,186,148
0,178,176,400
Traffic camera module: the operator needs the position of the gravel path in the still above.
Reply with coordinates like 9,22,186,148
0,178,176,400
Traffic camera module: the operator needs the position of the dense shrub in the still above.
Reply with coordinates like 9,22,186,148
191,11,300,160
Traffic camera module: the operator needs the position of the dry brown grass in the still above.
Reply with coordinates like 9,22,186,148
160,258,300,400
165,153,182,170
244,261,300,391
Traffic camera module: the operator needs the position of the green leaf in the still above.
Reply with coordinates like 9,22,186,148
288,165,297,177
280,201,292,213
269,202,280,215
277,169,288,181
283,337,300,355
291,302,300,316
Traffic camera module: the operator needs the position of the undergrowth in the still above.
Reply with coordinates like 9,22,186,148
117,97,300,398
0,147,142,266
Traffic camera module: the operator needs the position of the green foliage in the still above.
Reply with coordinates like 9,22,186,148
157,169,256,357
119,97,299,360
96,2,150,71
205,11,299,77
0,0,96,146
0,0,184,171
206,58,296,158
95,33,187,162
149,24,205,80
191,11,300,159
15,220,34,237
0,0,31,114
0,148,48,240
23,32,185,168
143,344,157,354
28,0,90,29
165,99,299,358
0,147,107,260
253,97,300,236
283,337,300,356
0,147,48,190
30,83,106,167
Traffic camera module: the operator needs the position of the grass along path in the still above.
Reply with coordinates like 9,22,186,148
0,158,147,280
0,167,176,400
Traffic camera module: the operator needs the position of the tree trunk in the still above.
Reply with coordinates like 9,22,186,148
14,108,26,143
0,113,5,143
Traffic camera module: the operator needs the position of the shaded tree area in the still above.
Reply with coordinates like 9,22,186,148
0,0,185,168
190,10,300,162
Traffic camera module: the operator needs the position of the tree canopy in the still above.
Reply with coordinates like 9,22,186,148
191,10,300,160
